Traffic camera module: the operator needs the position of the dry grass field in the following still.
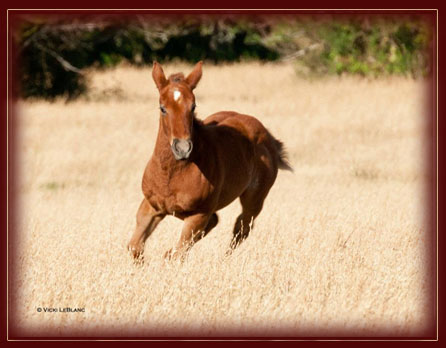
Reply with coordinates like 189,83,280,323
11,62,433,337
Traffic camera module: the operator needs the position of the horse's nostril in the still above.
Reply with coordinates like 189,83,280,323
177,140,191,153
172,139,193,159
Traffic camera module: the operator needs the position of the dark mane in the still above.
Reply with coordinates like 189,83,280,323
193,116,204,128
168,73,185,83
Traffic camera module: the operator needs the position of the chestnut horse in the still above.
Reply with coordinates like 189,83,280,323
127,61,292,261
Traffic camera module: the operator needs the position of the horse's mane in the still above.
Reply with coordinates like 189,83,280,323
192,115,204,129
168,73,185,83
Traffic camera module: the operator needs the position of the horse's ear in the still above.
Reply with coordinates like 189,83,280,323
185,61,203,90
152,61,167,91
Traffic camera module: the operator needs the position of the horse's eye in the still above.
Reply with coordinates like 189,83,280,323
160,105,167,115
191,103,196,112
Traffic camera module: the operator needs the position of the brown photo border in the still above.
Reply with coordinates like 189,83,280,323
1,5,441,344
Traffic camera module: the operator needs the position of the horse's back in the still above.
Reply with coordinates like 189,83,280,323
203,111,271,146
206,111,292,172
203,111,285,192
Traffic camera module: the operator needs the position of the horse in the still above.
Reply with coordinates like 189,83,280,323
127,61,292,261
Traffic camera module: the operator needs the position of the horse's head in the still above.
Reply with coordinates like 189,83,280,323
152,61,202,160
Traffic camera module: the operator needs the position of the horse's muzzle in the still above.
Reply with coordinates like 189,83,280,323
171,138,193,160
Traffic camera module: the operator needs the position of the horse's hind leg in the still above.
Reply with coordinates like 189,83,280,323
229,190,267,251
229,150,278,252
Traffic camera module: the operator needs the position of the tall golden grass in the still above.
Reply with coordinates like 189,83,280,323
12,62,432,337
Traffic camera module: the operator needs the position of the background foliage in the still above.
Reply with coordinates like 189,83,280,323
14,14,432,99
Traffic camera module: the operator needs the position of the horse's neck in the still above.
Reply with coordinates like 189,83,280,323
153,130,177,171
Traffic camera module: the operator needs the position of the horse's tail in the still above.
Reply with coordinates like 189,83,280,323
274,138,293,172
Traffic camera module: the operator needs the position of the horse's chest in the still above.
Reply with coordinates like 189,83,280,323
142,164,211,215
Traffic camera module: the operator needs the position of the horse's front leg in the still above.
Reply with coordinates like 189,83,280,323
164,213,212,261
128,198,165,261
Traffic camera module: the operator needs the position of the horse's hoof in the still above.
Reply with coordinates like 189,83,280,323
127,243,144,263
163,249,172,260
164,248,185,262
164,248,177,260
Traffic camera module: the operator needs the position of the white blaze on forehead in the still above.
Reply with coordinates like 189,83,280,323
173,90,181,101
